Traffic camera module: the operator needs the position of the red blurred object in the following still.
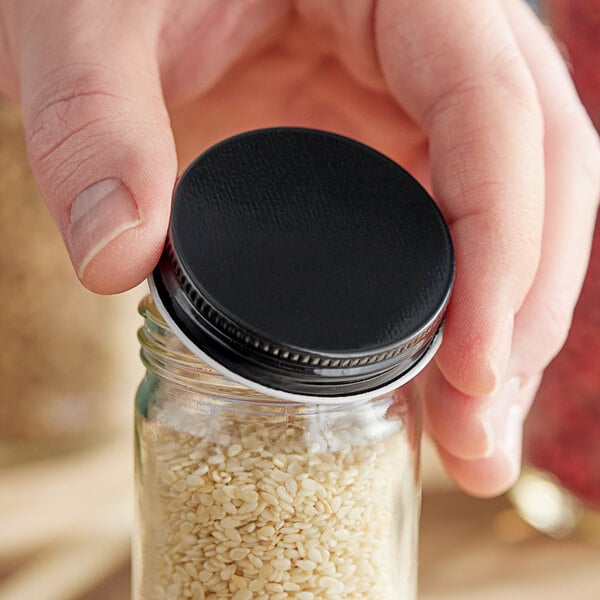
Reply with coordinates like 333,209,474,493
543,0,600,129
524,218,600,508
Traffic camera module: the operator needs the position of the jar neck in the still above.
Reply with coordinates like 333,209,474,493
138,294,416,420
138,294,266,400
139,296,421,437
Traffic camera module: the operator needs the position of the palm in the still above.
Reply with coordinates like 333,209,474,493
158,3,429,184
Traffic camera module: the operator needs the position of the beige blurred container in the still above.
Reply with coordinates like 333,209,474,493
0,104,142,458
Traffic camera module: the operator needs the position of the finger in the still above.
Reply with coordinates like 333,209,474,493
431,375,541,497
501,0,600,376
376,0,545,397
436,444,519,499
15,1,177,293
416,0,599,493
422,360,540,460
421,363,521,461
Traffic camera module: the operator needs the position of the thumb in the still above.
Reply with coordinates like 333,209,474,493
17,3,176,294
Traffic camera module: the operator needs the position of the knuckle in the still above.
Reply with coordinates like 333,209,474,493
427,41,541,128
550,107,600,199
24,84,127,196
573,125,600,202
513,229,542,285
488,42,539,113
26,88,112,161
538,292,575,362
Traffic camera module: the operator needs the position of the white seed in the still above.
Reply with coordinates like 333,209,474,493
249,578,267,592
319,575,338,588
225,528,242,543
300,478,320,493
229,547,250,561
285,477,298,496
238,502,258,514
190,581,205,599
287,461,303,477
238,490,259,503
257,525,275,539
247,554,263,569
296,559,316,571
185,474,204,487
276,485,293,503
220,564,236,580
272,557,291,571
228,444,243,457
333,529,350,541
307,548,323,564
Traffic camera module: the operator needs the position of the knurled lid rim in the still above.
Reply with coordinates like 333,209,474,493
164,236,446,370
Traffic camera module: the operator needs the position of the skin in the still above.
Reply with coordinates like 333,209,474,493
0,0,598,496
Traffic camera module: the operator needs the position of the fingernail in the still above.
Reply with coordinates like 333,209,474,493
479,376,522,457
489,311,514,391
68,178,140,277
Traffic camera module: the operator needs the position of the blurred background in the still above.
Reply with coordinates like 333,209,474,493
1,1,598,598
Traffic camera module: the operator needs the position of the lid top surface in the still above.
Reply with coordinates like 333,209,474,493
169,128,453,358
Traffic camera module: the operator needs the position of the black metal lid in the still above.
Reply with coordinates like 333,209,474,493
149,128,454,402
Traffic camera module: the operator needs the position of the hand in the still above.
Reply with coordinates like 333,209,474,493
1,0,598,496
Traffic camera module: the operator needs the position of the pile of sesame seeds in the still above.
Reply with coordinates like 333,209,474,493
136,406,418,600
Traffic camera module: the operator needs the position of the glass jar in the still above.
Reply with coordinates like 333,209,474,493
135,296,421,600
133,127,454,600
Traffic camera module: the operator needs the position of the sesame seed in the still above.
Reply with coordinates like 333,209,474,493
296,559,316,571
